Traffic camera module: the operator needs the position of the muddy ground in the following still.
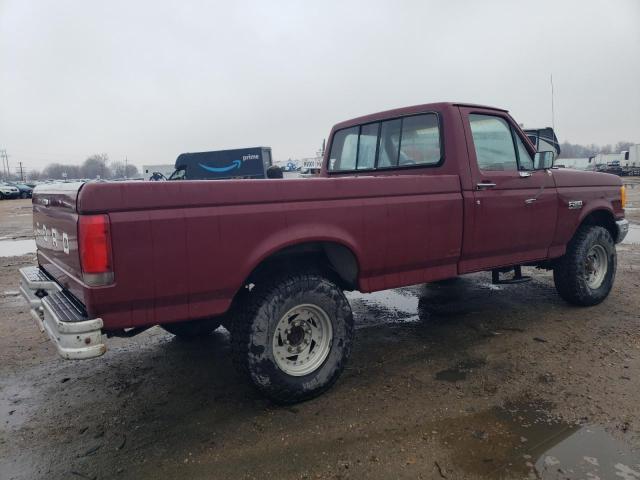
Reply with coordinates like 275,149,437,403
1,182,640,480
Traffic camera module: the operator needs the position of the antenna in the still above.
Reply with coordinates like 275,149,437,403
550,74,556,132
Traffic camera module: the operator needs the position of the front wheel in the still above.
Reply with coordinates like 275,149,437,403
230,273,354,404
553,225,616,306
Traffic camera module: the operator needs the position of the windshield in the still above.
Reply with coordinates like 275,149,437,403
168,168,186,180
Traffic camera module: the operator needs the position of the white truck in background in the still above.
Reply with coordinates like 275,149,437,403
622,145,640,174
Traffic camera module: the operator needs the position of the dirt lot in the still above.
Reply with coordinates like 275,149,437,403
1,184,640,480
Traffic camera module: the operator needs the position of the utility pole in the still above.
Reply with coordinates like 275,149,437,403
18,162,25,182
550,74,556,133
125,156,128,179
0,149,9,180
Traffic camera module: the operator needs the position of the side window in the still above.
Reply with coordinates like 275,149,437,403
515,134,534,170
469,114,518,171
398,114,441,166
328,126,358,171
377,119,401,167
357,123,379,170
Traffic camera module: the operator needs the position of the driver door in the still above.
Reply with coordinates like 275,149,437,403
459,108,557,272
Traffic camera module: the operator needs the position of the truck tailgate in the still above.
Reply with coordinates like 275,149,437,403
32,182,86,304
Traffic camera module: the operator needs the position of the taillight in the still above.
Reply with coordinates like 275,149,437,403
78,214,114,286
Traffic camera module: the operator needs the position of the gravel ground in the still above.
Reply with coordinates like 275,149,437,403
1,186,640,480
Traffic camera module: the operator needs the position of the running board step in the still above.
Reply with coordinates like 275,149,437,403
492,266,531,285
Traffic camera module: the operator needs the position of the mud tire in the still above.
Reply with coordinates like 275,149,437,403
553,225,616,306
230,273,354,404
161,318,221,339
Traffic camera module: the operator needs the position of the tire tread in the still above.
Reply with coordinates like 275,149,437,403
553,225,616,306
230,272,353,404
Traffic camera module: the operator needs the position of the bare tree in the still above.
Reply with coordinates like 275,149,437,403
615,141,634,153
110,161,126,178
109,161,138,178
124,164,138,177
600,144,613,155
81,154,111,179
42,163,67,179
559,140,636,158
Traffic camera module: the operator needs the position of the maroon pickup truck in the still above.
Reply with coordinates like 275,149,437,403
20,102,629,403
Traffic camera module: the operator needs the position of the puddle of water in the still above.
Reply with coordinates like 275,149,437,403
623,223,640,245
534,426,640,480
347,277,507,329
346,288,420,328
0,238,36,257
435,357,486,382
436,398,640,479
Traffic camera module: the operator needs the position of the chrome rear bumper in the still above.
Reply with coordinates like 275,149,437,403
19,266,106,359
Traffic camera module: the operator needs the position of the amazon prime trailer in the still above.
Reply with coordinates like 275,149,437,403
171,147,273,180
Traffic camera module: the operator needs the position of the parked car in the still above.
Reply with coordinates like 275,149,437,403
0,182,20,199
9,182,34,199
19,102,628,403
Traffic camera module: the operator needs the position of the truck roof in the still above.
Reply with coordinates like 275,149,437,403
332,102,508,130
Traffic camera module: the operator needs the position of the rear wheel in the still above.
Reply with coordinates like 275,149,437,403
553,225,616,306
230,272,354,404
161,318,221,339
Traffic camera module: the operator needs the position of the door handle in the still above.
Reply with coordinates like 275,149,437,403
476,182,496,190
525,198,537,204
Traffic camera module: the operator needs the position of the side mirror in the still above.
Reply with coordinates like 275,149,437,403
534,151,555,170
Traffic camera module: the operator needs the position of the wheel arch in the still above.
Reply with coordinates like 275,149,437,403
241,237,361,292
577,208,617,241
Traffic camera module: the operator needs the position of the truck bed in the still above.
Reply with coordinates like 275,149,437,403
33,175,463,330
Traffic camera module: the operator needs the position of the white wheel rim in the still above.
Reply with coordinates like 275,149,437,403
584,244,608,289
272,303,333,377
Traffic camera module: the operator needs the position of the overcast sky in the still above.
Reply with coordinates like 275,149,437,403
1,0,639,173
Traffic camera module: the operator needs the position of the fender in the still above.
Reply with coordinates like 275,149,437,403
548,193,618,258
236,223,362,291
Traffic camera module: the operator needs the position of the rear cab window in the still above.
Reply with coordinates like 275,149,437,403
328,113,442,172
